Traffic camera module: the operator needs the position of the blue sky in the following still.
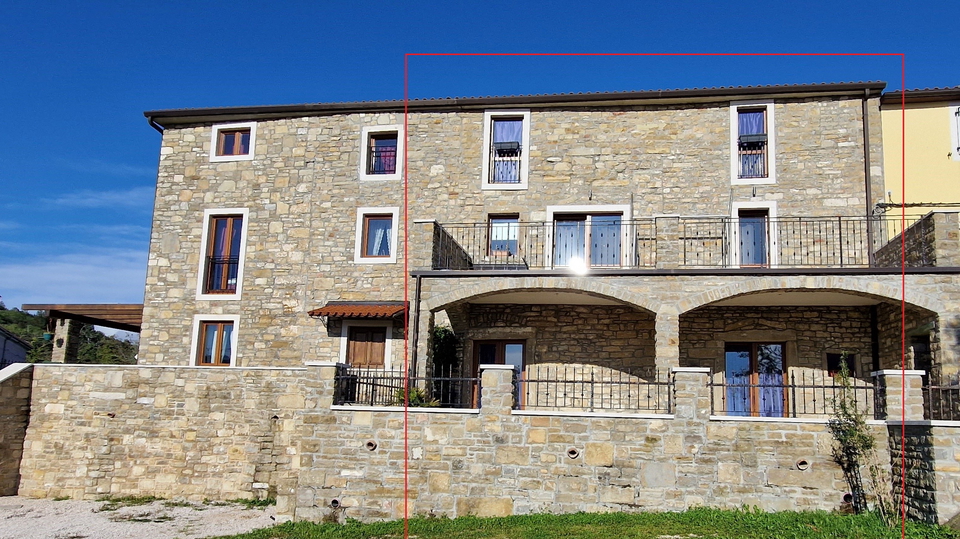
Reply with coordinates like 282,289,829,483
0,0,956,314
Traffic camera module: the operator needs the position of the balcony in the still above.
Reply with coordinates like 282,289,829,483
429,214,943,271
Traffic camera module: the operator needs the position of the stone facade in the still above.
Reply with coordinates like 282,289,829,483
139,88,888,371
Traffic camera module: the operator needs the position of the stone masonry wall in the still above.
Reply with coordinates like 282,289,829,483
465,304,656,372
292,366,892,522
142,95,882,369
18,365,309,501
0,365,32,496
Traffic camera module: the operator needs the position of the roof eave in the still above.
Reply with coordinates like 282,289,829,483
145,82,886,129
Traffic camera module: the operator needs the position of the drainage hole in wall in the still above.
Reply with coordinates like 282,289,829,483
330,499,341,509
842,493,854,504
567,448,580,459
365,440,378,451
796,459,809,471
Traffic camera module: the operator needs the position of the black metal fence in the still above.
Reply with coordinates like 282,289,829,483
923,385,960,421
432,215,928,271
679,215,923,268
433,220,658,270
516,365,672,414
333,365,479,409
708,371,882,419
203,256,239,293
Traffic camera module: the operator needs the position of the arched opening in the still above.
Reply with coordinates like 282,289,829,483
677,288,938,418
428,287,663,412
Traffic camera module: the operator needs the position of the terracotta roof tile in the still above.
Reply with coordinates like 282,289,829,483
308,302,406,319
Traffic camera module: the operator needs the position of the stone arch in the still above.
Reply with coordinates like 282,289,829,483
422,276,660,314
677,275,943,315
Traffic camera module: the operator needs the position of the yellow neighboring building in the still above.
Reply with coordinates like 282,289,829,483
881,87,960,215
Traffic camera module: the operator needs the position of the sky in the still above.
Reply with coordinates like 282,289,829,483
0,0,957,322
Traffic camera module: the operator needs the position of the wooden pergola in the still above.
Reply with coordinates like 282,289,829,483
21,304,143,333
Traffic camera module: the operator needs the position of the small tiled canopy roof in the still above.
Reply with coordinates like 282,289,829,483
308,301,406,319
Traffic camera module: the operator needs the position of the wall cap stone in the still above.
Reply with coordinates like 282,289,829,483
33,364,307,371
672,367,711,373
872,369,926,376
479,364,517,371
710,415,887,425
0,363,31,383
413,219,436,224
305,362,344,368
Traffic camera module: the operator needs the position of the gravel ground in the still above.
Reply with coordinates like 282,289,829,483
0,496,279,539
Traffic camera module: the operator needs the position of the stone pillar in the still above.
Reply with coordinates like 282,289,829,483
283,362,340,523
875,369,926,421
50,318,80,363
409,220,437,271
655,216,680,269
415,310,433,379
934,315,960,384
671,367,711,420
932,212,960,267
479,364,515,414
655,309,680,374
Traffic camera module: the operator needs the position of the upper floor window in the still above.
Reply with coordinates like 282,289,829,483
210,122,257,162
360,125,404,181
481,110,530,190
546,204,631,271
488,215,519,256
197,208,249,300
354,207,400,263
730,101,775,185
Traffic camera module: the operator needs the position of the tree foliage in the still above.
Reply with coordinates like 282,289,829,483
0,304,137,364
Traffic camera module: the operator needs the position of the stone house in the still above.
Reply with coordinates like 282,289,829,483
6,81,960,523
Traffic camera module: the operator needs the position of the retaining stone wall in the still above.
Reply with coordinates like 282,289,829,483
0,365,32,496
18,365,309,501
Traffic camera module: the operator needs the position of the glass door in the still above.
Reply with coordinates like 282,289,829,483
738,209,769,267
724,342,785,417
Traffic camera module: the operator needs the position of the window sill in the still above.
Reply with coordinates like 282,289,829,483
196,292,242,301
481,182,528,191
731,176,776,186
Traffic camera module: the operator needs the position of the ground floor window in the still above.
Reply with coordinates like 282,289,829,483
346,325,387,368
725,342,785,417
473,340,524,376
197,320,234,366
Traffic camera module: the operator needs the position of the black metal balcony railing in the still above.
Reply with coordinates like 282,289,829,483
738,141,767,179
432,215,927,271
517,365,672,414
923,384,960,421
368,146,397,175
334,365,479,409
709,371,883,419
433,220,657,270
203,256,239,293
489,143,522,184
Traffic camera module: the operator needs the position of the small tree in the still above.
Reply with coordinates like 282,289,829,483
828,355,893,521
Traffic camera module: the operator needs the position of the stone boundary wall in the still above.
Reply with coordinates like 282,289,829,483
18,365,310,501
0,364,32,496
10,363,960,524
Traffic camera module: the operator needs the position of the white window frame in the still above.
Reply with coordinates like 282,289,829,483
730,100,776,185
545,204,632,269
481,110,531,191
359,124,404,181
196,208,249,301
354,207,400,264
190,314,240,367
950,102,960,162
340,320,394,370
730,201,778,267
210,121,257,162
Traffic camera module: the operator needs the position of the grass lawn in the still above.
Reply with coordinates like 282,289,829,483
206,508,960,539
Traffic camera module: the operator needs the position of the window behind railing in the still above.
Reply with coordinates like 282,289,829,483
709,370,881,419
